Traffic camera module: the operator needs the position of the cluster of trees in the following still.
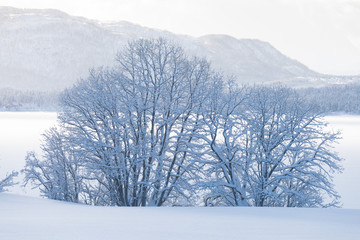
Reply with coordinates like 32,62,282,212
298,84,360,114
2,70,359,116
24,39,342,207
0,88,59,111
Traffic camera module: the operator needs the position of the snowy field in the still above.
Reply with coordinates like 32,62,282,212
0,112,360,239
1,112,360,208
0,112,57,196
325,115,360,209
0,193,359,240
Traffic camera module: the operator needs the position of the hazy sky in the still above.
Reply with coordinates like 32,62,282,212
1,0,360,75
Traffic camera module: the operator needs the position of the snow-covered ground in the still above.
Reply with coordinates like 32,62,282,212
0,112,360,239
0,113,57,165
0,193,359,240
325,115,360,209
1,112,360,208
0,112,57,196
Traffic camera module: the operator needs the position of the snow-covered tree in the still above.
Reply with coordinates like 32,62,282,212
202,86,342,207
297,84,360,114
244,87,342,207
24,128,84,202
198,81,250,206
56,38,215,206
24,38,342,208
0,171,18,192
0,88,59,111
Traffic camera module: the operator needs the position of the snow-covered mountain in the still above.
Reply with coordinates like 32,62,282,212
0,7,358,91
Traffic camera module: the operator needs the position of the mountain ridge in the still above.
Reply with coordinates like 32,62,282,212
0,7,358,91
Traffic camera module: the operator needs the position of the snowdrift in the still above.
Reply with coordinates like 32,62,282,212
0,193,359,240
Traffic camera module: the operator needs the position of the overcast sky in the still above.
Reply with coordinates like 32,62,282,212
1,0,360,75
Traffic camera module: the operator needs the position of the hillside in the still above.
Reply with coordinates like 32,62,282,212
0,193,359,240
2,6,356,91
0,7,126,90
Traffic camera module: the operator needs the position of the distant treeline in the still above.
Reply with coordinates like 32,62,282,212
0,88,59,111
1,84,360,114
297,84,360,114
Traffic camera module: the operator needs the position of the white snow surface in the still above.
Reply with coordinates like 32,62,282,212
325,115,360,209
0,193,359,240
1,112,360,208
0,113,360,239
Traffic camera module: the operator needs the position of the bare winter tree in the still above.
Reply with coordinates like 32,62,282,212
243,87,342,207
24,128,84,202
24,38,342,208
56,38,215,206
202,86,342,207
199,81,250,206
0,171,18,192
